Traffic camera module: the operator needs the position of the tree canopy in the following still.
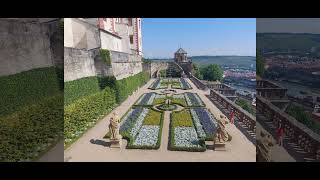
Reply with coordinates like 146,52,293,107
200,64,223,81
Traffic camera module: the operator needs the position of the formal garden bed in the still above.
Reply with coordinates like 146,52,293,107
105,107,164,149
169,109,206,152
148,78,192,90
149,79,168,90
134,92,167,106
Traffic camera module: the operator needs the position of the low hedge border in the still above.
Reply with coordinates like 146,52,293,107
125,111,164,150
168,112,206,152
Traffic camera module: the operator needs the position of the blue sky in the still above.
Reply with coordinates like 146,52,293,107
142,18,256,58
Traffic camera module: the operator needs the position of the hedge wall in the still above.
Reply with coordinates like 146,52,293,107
64,77,100,105
64,71,150,148
115,72,150,103
0,94,63,162
64,87,117,148
0,67,61,116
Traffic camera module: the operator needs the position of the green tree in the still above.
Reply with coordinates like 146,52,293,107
256,51,265,77
200,64,223,81
192,64,202,79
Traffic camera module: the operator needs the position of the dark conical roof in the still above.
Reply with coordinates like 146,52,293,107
175,48,187,54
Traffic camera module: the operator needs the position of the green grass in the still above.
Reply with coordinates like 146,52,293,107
171,109,193,127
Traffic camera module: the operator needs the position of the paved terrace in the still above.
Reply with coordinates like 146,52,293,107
64,78,256,162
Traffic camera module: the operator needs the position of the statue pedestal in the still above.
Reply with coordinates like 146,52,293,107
110,135,122,148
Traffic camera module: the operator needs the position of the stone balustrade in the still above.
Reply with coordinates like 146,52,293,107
257,95,320,160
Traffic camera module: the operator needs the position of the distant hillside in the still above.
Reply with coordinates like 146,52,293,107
191,56,256,68
150,56,256,68
257,33,320,55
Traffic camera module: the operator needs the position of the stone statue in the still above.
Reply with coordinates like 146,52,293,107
257,131,274,162
109,112,122,148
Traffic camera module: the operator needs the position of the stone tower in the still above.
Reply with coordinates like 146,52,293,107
174,48,188,63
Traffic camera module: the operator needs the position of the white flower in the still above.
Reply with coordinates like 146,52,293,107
133,125,159,146
130,108,149,137
174,127,201,148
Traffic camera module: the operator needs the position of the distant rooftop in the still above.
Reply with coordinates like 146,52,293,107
175,48,187,54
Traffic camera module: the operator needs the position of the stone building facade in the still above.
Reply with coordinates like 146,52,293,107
64,18,143,81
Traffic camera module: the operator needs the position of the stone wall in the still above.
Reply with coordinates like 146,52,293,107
64,47,96,82
64,18,100,50
64,47,143,82
148,61,168,78
0,19,54,76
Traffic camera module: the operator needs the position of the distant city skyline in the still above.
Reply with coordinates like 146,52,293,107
142,18,256,59
257,18,320,34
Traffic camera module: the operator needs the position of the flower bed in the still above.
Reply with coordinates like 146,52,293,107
185,92,205,107
180,78,192,89
149,79,161,90
171,94,187,107
152,94,167,105
149,79,168,90
115,107,163,149
133,125,160,146
191,108,218,140
169,109,206,152
135,93,156,106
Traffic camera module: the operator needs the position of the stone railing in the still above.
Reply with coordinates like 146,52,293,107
210,89,256,132
257,95,320,160
189,75,209,91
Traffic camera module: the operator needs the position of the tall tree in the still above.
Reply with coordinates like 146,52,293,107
201,64,223,81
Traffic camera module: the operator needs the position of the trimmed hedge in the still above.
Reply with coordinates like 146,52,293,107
0,94,63,162
64,72,150,148
0,67,61,116
64,77,101,105
115,72,150,103
64,87,117,148
124,109,164,150
168,112,206,152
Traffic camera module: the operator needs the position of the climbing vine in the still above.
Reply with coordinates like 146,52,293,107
100,49,111,66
